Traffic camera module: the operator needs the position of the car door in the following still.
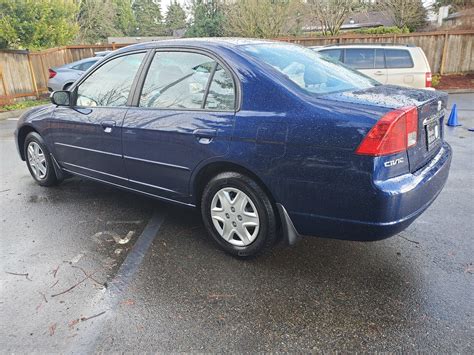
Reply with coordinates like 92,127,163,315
384,49,415,87
122,50,236,203
344,48,387,84
51,51,146,185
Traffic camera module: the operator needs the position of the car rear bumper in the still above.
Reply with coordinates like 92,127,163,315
281,142,452,242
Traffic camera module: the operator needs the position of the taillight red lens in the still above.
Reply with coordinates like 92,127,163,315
356,106,418,156
48,69,56,79
425,72,432,88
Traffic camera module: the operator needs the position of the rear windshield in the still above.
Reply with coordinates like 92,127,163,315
241,43,379,95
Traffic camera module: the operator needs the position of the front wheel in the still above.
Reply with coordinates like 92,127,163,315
201,172,278,258
24,132,59,186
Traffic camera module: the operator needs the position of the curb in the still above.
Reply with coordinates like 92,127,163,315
0,108,30,121
441,89,474,94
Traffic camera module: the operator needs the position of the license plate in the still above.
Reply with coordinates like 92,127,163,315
425,119,440,149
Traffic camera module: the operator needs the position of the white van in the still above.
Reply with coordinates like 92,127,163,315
312,44,433,89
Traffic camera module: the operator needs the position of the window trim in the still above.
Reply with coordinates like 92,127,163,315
375,48,386,69
131,46,241,113
70,50,149,109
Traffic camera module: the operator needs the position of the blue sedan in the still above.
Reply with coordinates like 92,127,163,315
15,39,452,257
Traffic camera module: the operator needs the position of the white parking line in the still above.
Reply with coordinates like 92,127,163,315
7,118,19,121
68,209,165,353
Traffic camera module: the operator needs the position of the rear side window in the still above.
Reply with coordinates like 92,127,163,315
319,49,342,61
344,49,375,69
72,60,97,71
140,52,212,109
205,64,235,110
140,51,235,110
385,49,414,68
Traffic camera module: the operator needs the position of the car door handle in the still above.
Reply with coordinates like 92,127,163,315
193,129,217,144
101,120,116,133
374,71,384,75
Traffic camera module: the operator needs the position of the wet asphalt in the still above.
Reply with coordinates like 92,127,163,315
0,94,473,352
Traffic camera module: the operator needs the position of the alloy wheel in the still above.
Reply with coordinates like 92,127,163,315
27,141,47,180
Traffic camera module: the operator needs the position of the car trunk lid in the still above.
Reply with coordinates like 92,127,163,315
322,85,448,172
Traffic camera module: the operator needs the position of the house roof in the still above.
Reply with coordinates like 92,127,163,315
343,11,395,28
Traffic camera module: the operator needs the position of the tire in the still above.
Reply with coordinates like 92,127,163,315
201,171,277,258
63,83,72,91
24,132,59,187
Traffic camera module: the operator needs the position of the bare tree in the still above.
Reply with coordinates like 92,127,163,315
227,0,304,38
307,0,361,36
376,0,427,31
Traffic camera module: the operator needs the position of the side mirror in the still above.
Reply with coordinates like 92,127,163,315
50,91,71,106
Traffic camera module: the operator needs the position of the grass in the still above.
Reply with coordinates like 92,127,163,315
0,98,50,112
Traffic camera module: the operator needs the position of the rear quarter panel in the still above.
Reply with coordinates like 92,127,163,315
223,60,391,222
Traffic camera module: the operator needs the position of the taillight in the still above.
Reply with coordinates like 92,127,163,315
356,106,418,156
425,72,432,88
48,69,56,79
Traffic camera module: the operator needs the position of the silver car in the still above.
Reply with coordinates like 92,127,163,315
47,57,102,92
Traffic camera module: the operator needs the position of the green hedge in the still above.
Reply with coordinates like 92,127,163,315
353,26,410,35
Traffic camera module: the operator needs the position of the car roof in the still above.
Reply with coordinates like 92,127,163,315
317,44,417,50
114,37,280,54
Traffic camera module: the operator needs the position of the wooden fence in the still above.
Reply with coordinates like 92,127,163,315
278,29,474,75
1,30,473,105
0,43,128,105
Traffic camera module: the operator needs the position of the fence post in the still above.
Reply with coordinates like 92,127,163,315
26,51,39,98
62,46,68,65
0,66,12,105
38,53,48,89
440,31,449,75
112,42,116,50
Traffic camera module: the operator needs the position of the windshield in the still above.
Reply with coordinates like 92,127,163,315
241,43,379,95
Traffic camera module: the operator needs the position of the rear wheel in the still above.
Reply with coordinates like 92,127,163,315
24,132,59,186
201,172,277,257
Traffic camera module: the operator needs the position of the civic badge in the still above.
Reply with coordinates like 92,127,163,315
437,100,442,111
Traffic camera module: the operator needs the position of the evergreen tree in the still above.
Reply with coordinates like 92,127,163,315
77,0,121,44
132,0,164,36
165,1,187,35
113,0,136,35
186,0,226,37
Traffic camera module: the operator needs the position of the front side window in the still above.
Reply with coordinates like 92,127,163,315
140,52,214,109
385,49,414,69
241,43,377,95
76,52,145,107
344,49,375,69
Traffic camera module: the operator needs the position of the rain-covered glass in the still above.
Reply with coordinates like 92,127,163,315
242,43,379,95
140,52,215,109
76,53,145,107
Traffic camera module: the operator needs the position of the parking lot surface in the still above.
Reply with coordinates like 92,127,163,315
0,94,473,352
